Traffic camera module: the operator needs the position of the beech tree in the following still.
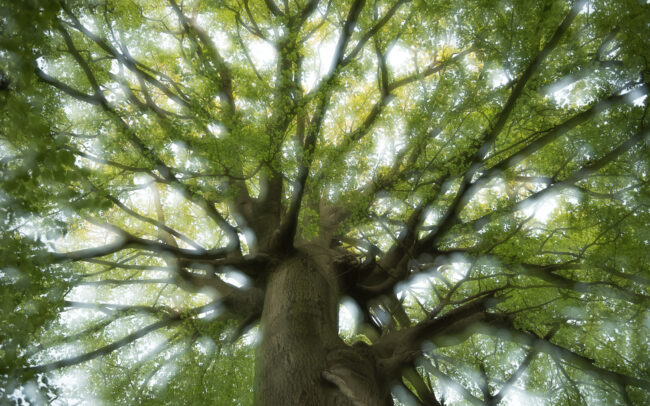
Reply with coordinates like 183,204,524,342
1,0,650,404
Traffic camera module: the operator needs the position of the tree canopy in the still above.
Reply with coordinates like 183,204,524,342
1,0,649,404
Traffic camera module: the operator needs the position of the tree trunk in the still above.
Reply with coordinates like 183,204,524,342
254,246,393,405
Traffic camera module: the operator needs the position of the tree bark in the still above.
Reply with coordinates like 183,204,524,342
254,246,393,405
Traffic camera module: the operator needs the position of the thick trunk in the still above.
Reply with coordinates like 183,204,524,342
254,246,393,405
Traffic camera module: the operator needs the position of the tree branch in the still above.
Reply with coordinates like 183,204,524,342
373,294,498,376
415,0,585,253
465,316,650,391
26,301,218,373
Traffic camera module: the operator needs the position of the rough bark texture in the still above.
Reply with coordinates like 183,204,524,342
254,245,392,405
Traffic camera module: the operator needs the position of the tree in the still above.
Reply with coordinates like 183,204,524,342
1,0,649,404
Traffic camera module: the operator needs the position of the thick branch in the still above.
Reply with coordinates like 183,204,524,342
63,300,174,316
52,234,222,263
373,294,497,376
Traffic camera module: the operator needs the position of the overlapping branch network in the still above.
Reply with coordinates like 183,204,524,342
30,0,650,402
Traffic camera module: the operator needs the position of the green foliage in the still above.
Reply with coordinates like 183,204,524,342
1,0,649,404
